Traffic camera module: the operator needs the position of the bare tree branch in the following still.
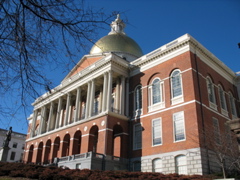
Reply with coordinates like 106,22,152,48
0,0,118,129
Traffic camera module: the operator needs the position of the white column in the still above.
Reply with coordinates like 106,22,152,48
74,87,81,122
47,102,54,132
120,76,126,115
107,71,113,111
85,82,91,118
64,93,71,126
89,79,95,117
38,106,46,135
125,78,129,117
115,79,120,112
30,110,38,137
55,97,62,129
101,72,108,112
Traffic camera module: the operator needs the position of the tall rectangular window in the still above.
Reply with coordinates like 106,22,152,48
133,124,142,150
173,111,185,142
152,118,162,146
213,117,221,144
10,151,16,160
229,93,237,117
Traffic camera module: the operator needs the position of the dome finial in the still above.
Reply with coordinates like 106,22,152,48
109,14,126,35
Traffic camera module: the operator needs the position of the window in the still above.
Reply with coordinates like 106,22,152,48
213,117,221,144
229,92,237,118
111,93,115,112
81,102,86,119
133,124,142,150
35,125,39,136
152,158,162,172
152,79,161,104
12,142,18,148
76,163,81,169
93,94,99,115
173,111,185,142
152,118,162,146
22,144,25,150
171,70,183,104
148,78,164,111
218,85,227,116
175,155,187,174
206,77,217,109
10,151,16,160
225,124,232,145
133,161,141,172
134,85,142,116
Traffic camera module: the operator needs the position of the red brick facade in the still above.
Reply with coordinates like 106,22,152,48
24,30,239,174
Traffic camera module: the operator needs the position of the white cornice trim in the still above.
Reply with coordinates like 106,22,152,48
129,34,236,85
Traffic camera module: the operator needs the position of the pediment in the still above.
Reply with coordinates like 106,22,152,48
63,55,104,81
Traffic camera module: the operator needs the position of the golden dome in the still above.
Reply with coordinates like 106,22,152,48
90,15,143,58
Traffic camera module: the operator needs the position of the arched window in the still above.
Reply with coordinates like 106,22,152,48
171,70,183,104
152,79,161,104
206,77,217,109
175,155,187,174
218,85,228,116
134,85,142,117
148,78,164,111
229,92,237,118
152,158,162,172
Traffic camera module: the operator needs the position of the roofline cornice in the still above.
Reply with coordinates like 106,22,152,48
130,34,236,82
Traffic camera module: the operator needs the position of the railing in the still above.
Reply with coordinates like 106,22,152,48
26,152,125,166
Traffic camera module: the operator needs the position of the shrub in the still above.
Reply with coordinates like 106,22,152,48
9,170,25,177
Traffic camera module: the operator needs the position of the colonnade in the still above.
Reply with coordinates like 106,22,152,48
30,71,127,138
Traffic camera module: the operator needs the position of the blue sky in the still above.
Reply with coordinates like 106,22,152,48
1,0,239,134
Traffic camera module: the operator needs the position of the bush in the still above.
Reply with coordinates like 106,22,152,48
0,162,214,180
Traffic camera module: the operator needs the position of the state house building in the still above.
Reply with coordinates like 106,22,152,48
23,15,240,175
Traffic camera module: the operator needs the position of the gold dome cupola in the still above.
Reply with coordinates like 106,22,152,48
90,14,143,60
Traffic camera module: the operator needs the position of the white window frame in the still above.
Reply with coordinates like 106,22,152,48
173,111,186,142
229,92,237,119
148,78,165,112
206,77,217,110
171,69,183,105
152,158,163,172
133,123,142,150
175,155,187,174
152,118,162,146
134,85,142,117
218,85,228,116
